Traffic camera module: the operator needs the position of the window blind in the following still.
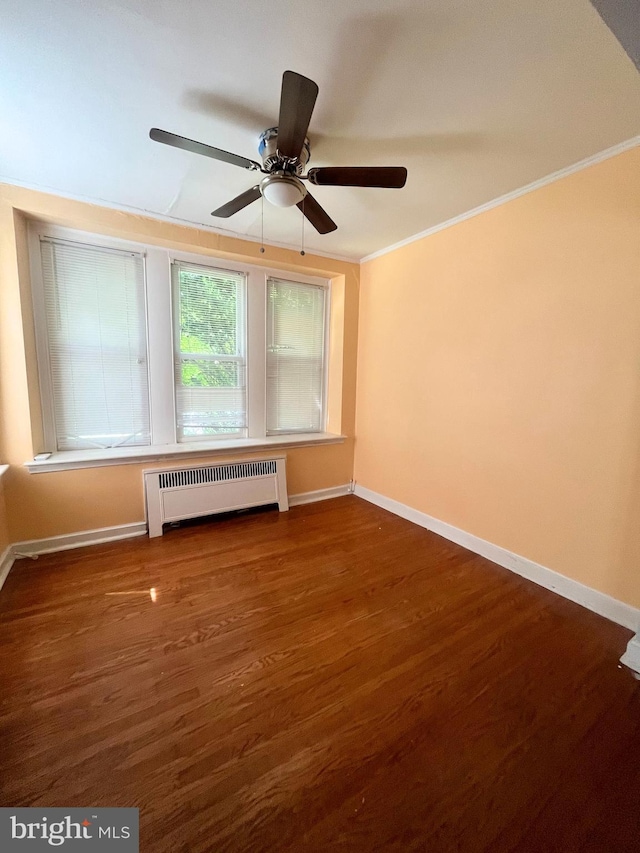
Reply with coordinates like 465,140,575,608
39,237,150,451
267,278,326,434
173,261,247,440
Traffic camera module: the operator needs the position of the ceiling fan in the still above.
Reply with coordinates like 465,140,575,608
149,70,407,235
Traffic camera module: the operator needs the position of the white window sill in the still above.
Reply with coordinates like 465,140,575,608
24,433,346,473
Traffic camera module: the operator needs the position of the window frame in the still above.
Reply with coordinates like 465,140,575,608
266,277,328,436
29,225,154,453
28,221,331,457
171,259,248,442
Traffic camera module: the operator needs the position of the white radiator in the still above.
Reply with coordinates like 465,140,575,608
144,455,288,538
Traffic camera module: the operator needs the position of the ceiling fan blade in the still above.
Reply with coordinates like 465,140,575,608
211,185,261,217
277,71,319,160
150,128,261,171
297,192,337,234
307,166,407,188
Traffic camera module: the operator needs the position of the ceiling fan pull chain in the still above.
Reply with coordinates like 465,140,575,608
300,196,306,256
260,194,265,254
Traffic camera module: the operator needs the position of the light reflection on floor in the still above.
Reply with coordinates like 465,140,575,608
104,588,158,602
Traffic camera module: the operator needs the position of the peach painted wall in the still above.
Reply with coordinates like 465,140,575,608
0,184,359,542
355,146,640,609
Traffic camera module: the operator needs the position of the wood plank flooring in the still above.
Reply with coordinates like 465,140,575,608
1,496,639,852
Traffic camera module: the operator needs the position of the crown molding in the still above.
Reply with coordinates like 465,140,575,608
0,176,357,265
3,134,639,267
360,135,640,263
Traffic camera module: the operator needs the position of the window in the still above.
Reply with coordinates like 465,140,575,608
267,278,326,433
38,238,150,450
30,225,330,457
173,262,247,440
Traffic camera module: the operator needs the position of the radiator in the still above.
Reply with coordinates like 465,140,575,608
144,455,288,537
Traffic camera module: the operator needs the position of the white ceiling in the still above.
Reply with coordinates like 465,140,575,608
1,0,639,261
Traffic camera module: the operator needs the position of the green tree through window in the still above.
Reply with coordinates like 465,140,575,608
174,264,247,438
179,270,239,387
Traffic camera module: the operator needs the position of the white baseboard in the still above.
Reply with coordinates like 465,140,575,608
354,484,640,632
12,522,148,558
0,545,15,593
289,484,352,507
620,635,640,679
0,487,351,586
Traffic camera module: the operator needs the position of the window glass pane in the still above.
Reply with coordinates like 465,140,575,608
174,262,246,440
40,238,150,450
267,278,326,433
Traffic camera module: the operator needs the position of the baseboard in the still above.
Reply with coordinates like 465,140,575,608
620,635,640,679
1,487,351,568
354,485,640,632
12,522,148,558
289,484,352,507
0,545,15,593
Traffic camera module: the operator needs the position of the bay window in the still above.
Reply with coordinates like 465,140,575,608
29,223,330,460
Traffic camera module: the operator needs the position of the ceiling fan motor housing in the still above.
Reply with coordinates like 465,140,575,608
258,126,310,174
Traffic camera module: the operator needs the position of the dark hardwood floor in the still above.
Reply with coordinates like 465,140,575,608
1,496,638,852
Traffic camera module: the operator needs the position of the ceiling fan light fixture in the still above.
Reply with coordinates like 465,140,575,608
260,172,306,208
